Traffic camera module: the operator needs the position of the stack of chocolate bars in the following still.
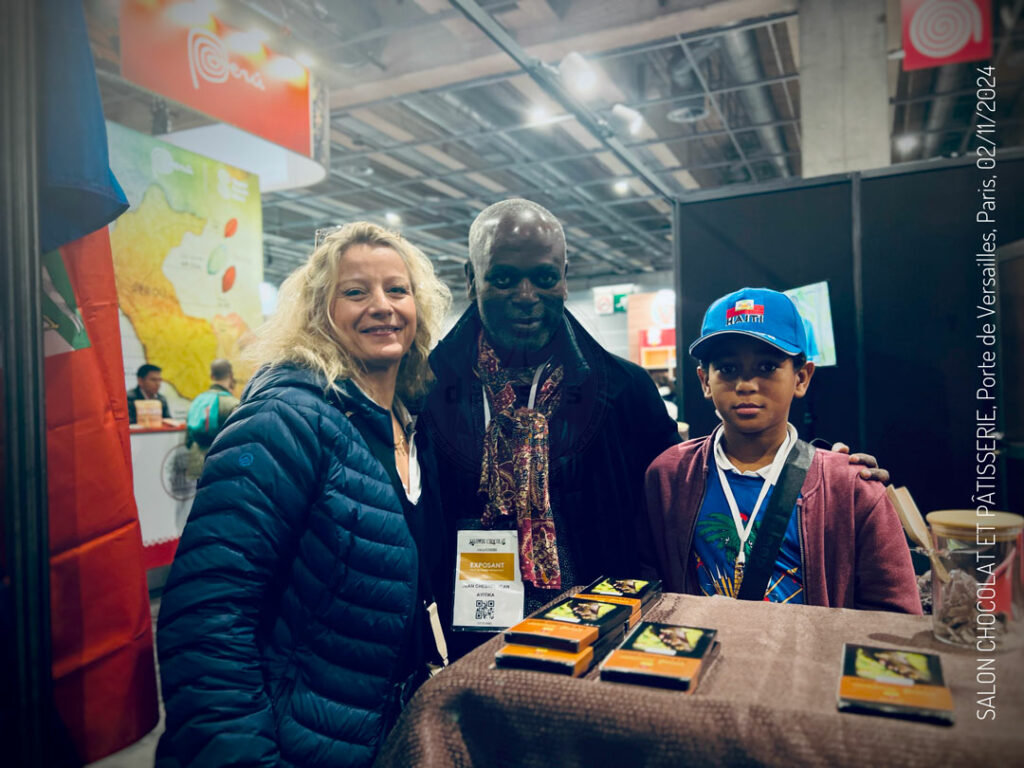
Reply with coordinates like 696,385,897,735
574,576,663,628
494,577,662,677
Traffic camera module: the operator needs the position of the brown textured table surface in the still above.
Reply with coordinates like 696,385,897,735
376,593,1024,767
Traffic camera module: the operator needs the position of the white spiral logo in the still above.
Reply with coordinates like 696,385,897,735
909,0,983,59
187,28,229,89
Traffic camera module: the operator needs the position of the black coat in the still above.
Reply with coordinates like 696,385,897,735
421,307,680,655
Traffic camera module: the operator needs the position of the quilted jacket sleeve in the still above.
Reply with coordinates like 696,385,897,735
156,397,322,767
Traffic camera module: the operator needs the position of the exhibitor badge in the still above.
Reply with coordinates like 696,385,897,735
453,523,524,631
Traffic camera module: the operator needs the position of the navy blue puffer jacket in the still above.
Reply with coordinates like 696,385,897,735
156,365,421,767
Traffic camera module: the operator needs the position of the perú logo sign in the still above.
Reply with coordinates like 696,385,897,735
910,0,982,57
902,0,991,70
187,28,265,91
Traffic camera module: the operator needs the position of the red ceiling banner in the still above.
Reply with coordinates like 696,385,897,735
901,0,992,71
119,0,312,157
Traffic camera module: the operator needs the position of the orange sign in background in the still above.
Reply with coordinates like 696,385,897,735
119,0,312,156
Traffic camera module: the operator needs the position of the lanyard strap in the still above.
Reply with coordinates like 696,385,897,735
713,426,794,566
482,362,547,429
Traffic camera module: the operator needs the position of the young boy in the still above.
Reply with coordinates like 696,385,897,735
643,288,920,613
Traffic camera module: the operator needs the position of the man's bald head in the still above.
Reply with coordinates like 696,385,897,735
467,198,566,278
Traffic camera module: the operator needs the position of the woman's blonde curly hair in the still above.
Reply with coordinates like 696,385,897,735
247,221,452,401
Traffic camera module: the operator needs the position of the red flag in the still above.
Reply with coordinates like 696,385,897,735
901,0,992,71
43,228,158,761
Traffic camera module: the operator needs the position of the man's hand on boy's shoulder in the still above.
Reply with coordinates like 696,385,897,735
829,442,890,484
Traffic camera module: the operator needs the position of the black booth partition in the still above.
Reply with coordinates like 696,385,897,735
676,157,1024,517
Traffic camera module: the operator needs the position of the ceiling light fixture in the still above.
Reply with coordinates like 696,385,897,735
559,51,599,98
666,101,708,124
385,211,402,226
895,134,920,154
614,180,630,195
529,105,555,126
344,164,375,177
611,103,645,136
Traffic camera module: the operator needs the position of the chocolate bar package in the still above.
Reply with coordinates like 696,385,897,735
836,643,954,726
600,621,719,692
575,577,663,628
495,625,626,677
504,596,632,653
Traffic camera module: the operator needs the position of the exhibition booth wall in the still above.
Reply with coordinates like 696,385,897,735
677,156,1024,517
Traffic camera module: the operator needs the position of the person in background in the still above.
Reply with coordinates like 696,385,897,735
643,287,920,612
184,358,240,481
649,368,679,421
156,222,452,768
126,363,170,423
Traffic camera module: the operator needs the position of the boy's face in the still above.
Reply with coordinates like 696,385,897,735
697,336,814,438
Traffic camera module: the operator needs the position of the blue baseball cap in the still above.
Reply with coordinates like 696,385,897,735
689,287,807,360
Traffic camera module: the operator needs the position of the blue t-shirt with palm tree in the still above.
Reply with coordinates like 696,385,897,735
692,467,804,603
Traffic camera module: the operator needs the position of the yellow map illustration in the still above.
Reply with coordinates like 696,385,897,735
107,122,263,403
111,186,218,399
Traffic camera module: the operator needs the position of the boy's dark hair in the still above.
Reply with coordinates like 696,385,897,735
137,363,161,378
695,338,807,371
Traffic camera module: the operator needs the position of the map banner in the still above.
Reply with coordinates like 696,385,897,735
106,121,263,405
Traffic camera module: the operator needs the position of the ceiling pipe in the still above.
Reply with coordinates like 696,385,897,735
446,0,676,203
720,29,791,179
410,92,646,271
921,65,963,159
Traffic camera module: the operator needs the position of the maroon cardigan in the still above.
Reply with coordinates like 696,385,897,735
642,434,923,614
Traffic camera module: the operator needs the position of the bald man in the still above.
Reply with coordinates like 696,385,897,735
420,198,681,657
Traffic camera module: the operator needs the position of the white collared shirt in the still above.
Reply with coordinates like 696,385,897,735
713,423,797,481
392,398,421,505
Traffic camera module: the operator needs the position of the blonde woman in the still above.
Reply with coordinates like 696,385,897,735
156,222,451,768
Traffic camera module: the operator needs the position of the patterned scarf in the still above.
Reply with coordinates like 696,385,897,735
476,331,564,589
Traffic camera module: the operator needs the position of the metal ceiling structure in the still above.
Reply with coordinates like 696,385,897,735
87,0,1024,289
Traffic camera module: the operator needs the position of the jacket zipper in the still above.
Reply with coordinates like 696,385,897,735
682,463,710,594
337,392,422,719
796,497,807,602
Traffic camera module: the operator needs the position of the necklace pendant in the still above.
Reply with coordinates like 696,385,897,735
733,558,745,594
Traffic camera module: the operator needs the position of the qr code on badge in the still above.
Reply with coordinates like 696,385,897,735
475,599,495,621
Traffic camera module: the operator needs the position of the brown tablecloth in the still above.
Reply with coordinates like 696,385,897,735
375,593,1024,768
